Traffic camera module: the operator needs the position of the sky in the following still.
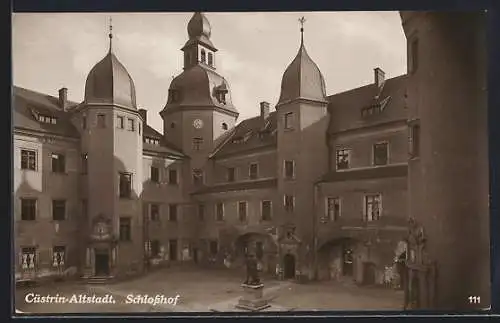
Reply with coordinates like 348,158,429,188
12,12,407,133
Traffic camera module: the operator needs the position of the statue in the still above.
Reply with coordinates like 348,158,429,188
244,254,261,285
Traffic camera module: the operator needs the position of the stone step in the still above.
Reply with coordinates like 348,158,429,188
87,277,111,284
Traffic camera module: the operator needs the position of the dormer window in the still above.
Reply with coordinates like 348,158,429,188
208,53,213,66
214,84,228,105
38,115,57,124
200,49,206,63
144,137,160,145
169,89,180,103
222,122,228,130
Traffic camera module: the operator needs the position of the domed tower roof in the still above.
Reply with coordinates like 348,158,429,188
277,19,327,106
162,65,238,115
84,22,137,109
183,12,216,51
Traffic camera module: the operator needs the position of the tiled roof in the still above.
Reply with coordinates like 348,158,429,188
211,112,277,158
191,178,277,195
13,86,80,138
143,124,185,157
318,164,407,183
327,75,407,134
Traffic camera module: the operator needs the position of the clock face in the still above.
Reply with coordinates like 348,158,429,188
193,119,204,129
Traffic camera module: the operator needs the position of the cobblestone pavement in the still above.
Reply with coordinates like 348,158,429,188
14,266,403,314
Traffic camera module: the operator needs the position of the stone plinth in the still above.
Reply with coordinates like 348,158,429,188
235,283,271,311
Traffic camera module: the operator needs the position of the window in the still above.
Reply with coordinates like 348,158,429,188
326,197,341,221
192,137,203,151
284,195,294,213
335,149,350,170
151,240,160,257
373,142,389,166
284,112,293,130
150,166,160,183
256,241,264,260
82,116,87,129
117,116,124,129
51,153,66,173
97,114,106,128
169,204,178,222
119,173,132,198
145,137,160,145
261,200,272,221
216,202,224,221
238,201,247,222
21,150,36,170
410,38,419,74
192,169,204,185
127,118,135,131
150,204,160,221
208,52,213,66
81,153,88,174
168,169,178,185
209,240,218,255
200,49,206,63
222,122,228,130
198,204,205,221
21,198,37,221
249,163,258,180
119,217,132,241
21,247,37,270
364,194,382,221
52,200,66,221
38,115,57,124
409,124,420,158
227,167,236,182
284,160,295,179
52,246,65,267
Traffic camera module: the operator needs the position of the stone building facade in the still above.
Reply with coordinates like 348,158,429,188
14,11,488,302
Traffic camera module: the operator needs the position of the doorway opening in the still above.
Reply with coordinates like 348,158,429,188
283,254,296,279
94,249,110,276
342,245,354,276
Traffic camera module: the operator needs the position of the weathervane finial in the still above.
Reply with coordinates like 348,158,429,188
298,16,306,45
108,17,113,52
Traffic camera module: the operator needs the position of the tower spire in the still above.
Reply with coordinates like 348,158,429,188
299,16,306,46
108,17,113,53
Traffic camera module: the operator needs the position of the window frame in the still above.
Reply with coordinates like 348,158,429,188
119,217,132,241
284,160,295,179
284,195,295,213
249,163,259,180
150,166,160,183
119,172,133,199
372,141,390,166
97,114,106,128
169,204,178,222
52,199,66,221
51,152,66,173
335,148,351,170
326,197,341,222
150,204,160,221
364,194,382,222
261,200,272,221
215,202,225,222
20,149,37,171
21,198,37,221
284,112,294,130
117,115,125,129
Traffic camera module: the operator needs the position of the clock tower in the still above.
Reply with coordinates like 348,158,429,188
160,12,239,184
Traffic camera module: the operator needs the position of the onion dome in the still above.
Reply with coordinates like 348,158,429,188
183,12,216,51
84,20,137,109
277,21,327,106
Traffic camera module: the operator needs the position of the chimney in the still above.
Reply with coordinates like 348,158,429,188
374,67,385,88
58,87,68,111
260,101,270,120
139,109,147,124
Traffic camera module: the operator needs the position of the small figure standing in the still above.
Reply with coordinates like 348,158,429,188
244,254,260,285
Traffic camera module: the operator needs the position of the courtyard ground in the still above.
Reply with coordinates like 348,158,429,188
15,265,404,314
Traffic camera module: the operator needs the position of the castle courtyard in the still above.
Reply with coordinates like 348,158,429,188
15,266,403,313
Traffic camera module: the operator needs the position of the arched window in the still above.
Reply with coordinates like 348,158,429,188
200,49,206,63
222,122,228,130
170,122,176,129
208,53,213,66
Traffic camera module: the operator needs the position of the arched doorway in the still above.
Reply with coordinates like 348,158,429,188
234,232,277,273
317,237,359,281
283,254,295,279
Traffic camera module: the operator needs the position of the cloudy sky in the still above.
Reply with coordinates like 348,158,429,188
12,12,407,132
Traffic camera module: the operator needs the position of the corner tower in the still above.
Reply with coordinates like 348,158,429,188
400,12,489,310
75,19,144,280
275,17,329,281
160,12,239,185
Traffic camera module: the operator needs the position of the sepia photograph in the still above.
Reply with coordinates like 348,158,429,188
12,10,490,314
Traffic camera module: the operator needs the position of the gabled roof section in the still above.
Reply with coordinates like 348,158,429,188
327,75,407,135
210,112,277,159
142,124,186,158
13,86,80,138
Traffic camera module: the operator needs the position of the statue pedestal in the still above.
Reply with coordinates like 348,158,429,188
235,284,271,311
